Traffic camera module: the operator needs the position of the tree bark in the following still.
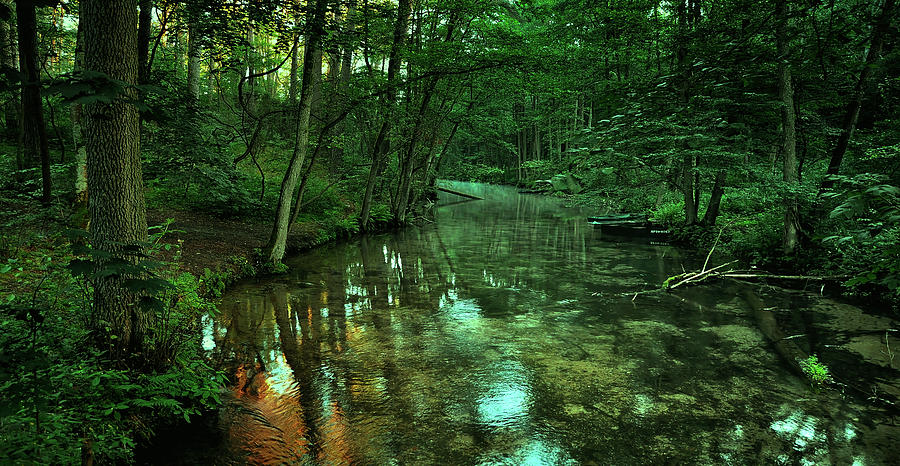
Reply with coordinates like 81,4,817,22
776,0,800,254
265,0,328,265
394,80,436,222
308,42,323,128
72,20,87,211
818,0,896,193
0,5,19,140
15,0,51,204
82,0,148,355
288,35,299,103
701,170,726,226
137,0,151,84
329,29,353,169
359,0,411,229
682,154,697,225
187,21,201,103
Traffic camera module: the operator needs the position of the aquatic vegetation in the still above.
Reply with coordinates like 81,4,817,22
799,355,832,390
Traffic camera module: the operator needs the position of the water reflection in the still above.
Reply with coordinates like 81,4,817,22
193,182,899,465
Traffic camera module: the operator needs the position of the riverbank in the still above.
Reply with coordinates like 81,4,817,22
0,190,403,463
145,203,402,297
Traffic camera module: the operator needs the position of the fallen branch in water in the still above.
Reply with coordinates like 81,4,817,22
665,260,738,289
720,273,849,281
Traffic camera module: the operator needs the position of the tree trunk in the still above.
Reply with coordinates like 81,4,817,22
329,0,354,169
682,154,697,225
72,20,87,211
16,0,51,204
288,35,299,103
395,79,436,222
329,33,352,168
818,0,895,193
776,0,800,254
137,0,151,84
359,0,411,229
426,100,471,189
701,170,726,226
264,0,328,265
5,7,23,170
308,43,323,128
187,22,201,103
82,0,148,355
0,7,19,139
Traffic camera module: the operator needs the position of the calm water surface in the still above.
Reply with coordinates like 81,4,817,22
190,182,899,465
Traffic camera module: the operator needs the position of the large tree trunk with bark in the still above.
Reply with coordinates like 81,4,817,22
776,0,800,254
701,169,726,226
15,0,51,204
819,0,896,193
265,0,328,265
82,0,148,355
359,0,411,229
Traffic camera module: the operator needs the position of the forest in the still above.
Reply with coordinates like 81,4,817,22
1,0,898,463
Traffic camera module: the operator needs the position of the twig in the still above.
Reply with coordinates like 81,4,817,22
885,330,895,369
668,260,738,289
703,220,735,273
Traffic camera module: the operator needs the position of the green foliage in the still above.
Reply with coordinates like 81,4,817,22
799,355,832,390
142,82,259,218
820,174,900,296
453,162,507,184
369,203,394,225
229,255,256,277
200,268,228,298
650,199,685,226
0,220,224,464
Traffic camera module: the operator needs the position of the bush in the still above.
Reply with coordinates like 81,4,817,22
0,223,225,464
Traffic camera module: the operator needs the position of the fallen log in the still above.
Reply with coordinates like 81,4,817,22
436,186,483,200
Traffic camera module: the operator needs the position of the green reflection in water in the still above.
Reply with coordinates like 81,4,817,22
186,182,900,465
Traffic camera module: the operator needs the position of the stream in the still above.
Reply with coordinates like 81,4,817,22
157,182,899,464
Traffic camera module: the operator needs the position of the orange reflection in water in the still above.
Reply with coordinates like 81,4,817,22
222,362,310,465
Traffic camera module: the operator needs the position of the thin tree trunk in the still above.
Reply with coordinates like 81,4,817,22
329,34,352,168
359,0,411,229
137,0,151,84
7,10,22,170
0,8,19,139
329,0,354,169
818,0,896,192
72,21,87,211
187,22,201,103
16,0,51,204
82,0,148,355
682,154,697,225
288,35,299,102
308,44,323,128
265,0,328,265
777,0,800,253
395,80,436,222
427,99,471,188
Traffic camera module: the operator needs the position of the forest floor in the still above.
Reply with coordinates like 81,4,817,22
147,208,329,279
